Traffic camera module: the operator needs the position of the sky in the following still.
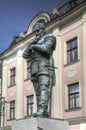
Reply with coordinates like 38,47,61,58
0,0,68,53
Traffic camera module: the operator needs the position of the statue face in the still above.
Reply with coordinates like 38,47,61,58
35,28,44,39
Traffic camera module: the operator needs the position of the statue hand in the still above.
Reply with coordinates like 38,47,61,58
29,45,35,54
30,38,38,44
29,45,33,50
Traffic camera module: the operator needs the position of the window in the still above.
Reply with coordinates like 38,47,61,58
68,83,80,109
27,95,34,116
10,68,16,86
27,61,30,79
10,101,15,120
67,37,78,64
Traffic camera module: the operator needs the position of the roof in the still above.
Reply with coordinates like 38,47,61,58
58,0,85,16
0,0,86,57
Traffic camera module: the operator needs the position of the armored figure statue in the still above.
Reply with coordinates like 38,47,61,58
22,22,56,117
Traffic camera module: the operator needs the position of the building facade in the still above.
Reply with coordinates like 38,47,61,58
0,64,2,128
0,0,86,130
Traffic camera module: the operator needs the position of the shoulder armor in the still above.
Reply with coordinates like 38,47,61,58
43,34,56,50
43,34,56,39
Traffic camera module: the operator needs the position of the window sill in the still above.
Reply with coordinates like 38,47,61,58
7,118,15,121
64,60,79,67
24,78,31,81
65,107,81,112
24,115,33,118
8,84,16,88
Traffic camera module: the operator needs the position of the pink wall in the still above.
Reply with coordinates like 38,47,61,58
6,60,17,126
61,22,85,119
6,60,17,101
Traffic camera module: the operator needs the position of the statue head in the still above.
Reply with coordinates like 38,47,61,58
32,22,45,39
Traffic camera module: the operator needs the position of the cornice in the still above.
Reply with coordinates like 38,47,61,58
46,1,86,31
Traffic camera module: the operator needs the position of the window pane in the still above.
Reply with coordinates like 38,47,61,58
74,39,77,47
10,68,16,86
69,83,79,93
68,51,73,63
76,94,80,107
70,95,74,109
74,84,79,92
10,110,15,119
27,96,34,116
74,49,78,61
69,86,75,93
67,37,78,64
67,42,73,50
27,104,34,115
27,96,33,103
68,83,80,109
10,101,15,119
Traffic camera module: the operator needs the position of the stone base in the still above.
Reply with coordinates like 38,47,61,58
12,117,69,130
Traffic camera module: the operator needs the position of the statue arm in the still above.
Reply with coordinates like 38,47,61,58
22,39,37,59
32,42,52,56
22,44,31,59
32,35,56,56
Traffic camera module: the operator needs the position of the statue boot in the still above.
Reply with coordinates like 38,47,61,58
33,85,49,117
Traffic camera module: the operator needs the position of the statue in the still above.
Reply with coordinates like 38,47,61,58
22,22,56,117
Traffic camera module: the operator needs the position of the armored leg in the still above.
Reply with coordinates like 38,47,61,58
38,84,49,116
32,80,40,108
37,74,50,116
32,74,50,117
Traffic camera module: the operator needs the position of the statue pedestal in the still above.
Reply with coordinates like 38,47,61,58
12,117,69,130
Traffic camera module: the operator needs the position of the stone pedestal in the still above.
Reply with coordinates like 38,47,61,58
12,117,69,130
